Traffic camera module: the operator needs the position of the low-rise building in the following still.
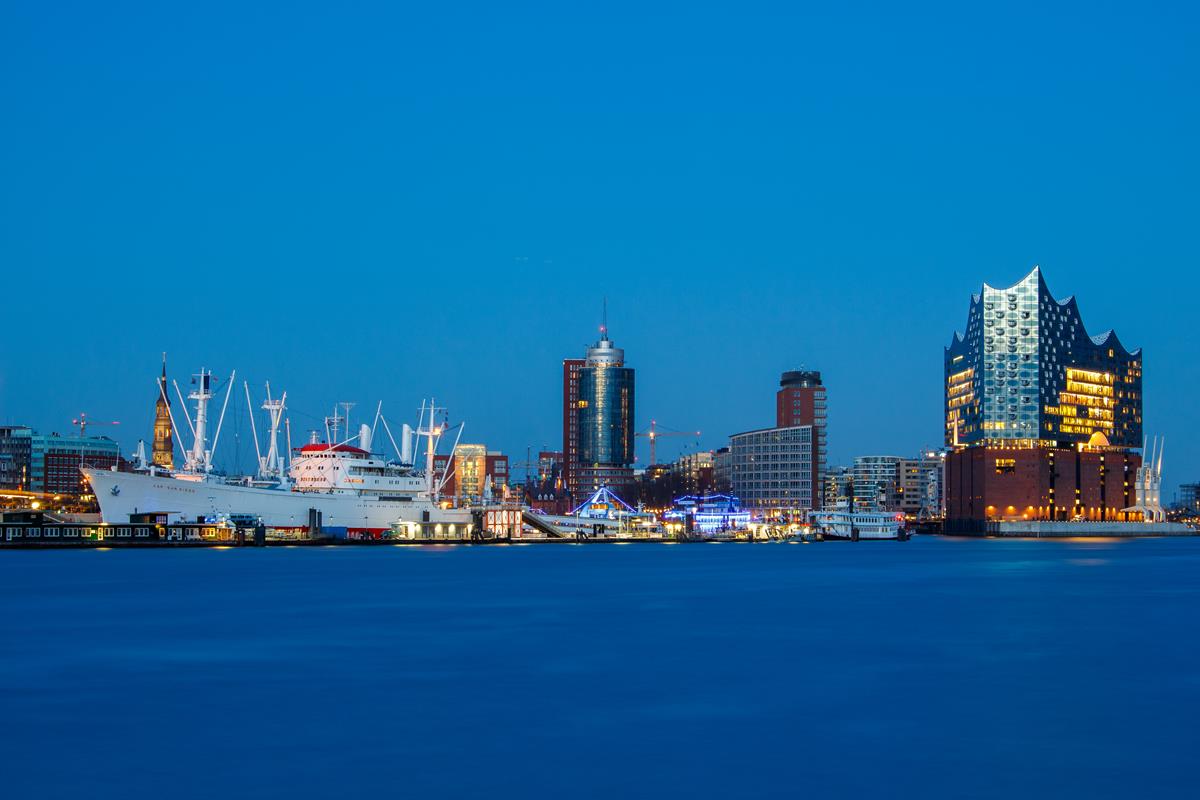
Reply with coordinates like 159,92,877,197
713,447,732,493
0,426,33,490
433,445,510,505
0,427,125,496
1179,483,1199,513
852,456,902,511
671,451,715,495
897,453,946,519
822,465,853,510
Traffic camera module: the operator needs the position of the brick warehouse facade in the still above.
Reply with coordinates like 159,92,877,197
945,446,1140,529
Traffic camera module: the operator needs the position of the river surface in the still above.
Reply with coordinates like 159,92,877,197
2,536,1198,798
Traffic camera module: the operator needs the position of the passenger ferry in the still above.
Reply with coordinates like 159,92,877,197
808,505,904,540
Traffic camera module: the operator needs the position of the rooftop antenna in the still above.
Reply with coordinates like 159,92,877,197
601,297,608,339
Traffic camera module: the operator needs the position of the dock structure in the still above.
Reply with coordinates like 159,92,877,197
979,520,1194,537
1,511,261,547
1,505,822,548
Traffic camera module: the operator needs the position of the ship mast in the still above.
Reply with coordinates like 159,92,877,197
177,367,236,474
416,398,459,499
244,380,288,481
185,369,213,472
416,399,439,497
263,383,287,480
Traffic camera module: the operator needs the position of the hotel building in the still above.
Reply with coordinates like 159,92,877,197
943,266,1143,527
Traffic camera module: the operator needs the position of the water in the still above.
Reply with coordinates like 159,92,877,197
2,537,1197,798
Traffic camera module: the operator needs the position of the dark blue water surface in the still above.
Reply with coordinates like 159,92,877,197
2,537,1198,798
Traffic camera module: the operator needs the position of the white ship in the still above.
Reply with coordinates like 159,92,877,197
82,368,471,535
808,506,904,540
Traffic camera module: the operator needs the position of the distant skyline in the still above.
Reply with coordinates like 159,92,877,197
2,2,1197,491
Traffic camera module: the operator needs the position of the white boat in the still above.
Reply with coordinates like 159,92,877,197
82,367,471,535
808,507,904,540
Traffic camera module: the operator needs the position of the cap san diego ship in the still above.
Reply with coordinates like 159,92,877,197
82,366,471,535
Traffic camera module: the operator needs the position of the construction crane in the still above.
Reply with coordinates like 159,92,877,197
636,420,700,467
72,413,120,438
508,446,538,488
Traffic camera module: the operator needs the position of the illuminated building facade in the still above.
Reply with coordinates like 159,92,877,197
9,431,122,495
153,355,174,469
712,447,732,493
945,447,1140,525
944,267,1143,527
528,451,570,515
537,450,563,483
729,425,815,511
433,445,510,505
821,455,943,518
776,370,827,507
561,358,585,500
822,465,852,510
573,326,636,496
670,451,715,495
944,266,1142,449
1179,483,1200,514
0,426,33,490
852,456,902,511
897,454,945,519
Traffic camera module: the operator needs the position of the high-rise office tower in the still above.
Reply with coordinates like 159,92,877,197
567,323,636,498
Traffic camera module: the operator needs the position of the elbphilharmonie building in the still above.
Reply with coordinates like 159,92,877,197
944,266,1142,450
943,267,1144,527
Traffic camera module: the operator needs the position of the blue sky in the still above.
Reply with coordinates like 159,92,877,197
2,1,1197,492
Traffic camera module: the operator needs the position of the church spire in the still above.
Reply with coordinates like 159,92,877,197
152,354,174,469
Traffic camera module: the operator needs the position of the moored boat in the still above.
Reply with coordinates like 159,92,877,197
808,506,904,540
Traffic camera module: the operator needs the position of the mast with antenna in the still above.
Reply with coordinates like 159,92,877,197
324,405,345,445
339,402,356,442
178,368,235,474
185,369,213,472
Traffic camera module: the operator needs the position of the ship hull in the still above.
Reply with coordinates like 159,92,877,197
82,468,445,530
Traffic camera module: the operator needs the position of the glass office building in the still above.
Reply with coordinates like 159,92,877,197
944,266,1142,450
577,330,635,474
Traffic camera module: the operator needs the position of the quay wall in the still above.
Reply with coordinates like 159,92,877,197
946,520,1195,537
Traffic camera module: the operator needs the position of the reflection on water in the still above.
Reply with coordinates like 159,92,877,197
1,536,1198,799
